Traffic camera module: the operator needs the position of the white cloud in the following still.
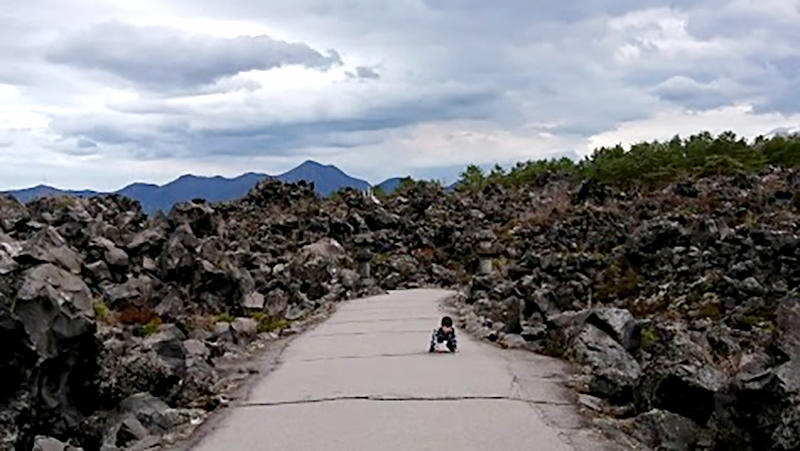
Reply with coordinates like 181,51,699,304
587,104,800,155
47,22,342,89
2,0,800,189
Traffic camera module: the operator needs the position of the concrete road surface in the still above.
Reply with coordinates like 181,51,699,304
192,289,617,451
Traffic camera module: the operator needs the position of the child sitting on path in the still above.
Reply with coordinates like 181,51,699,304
429,316,458,353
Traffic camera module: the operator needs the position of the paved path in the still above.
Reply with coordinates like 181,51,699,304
193,289,615,451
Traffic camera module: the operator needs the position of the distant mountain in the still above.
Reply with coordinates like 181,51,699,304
8,185,101,203
276,160,370,195
117,172,270,213
375,177,406,194
4,160,377,214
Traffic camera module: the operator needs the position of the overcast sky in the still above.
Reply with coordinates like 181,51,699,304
2,0,800,190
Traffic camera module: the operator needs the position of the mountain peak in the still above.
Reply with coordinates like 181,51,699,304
276,161,369,195
298,160,327,169
4,161,396,214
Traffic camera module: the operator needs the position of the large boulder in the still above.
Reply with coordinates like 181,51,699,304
126,228,167,257
96,323,206,408
641,361,726,425
16,227,83,274
83,260,111,284
102,275,159,311
88,237,129,270
292,238,350,300
775,294,800,392
620,409,704,451
242,291,265,310
586,308,640,352
0,232,21,275
264,288,290,318
387,254,420,277
723,294,800,448
2,264,98,447
572,323,642,402
97,392,200,450
31,435,83,451
158,228,196,282
635,322,726,425
0,194,30,233
300,238,346,263
627,219,688,261
25,198,95,250
231,317,259,343
168,200,220,239
15,264,94,355
548,309,642,402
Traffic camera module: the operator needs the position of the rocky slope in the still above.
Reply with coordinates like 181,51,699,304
320,169,800,450
0,181,375,450
2,166,800,450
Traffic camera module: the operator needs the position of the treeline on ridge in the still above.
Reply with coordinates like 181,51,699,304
451,131,800,192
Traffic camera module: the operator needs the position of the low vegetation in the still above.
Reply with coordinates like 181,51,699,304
249,311,290,333
454,131,800,191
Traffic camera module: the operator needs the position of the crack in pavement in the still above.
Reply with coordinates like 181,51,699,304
325,316,439,324
236,395,573,408
191,290,606,451
308,330,432,337
288,351,431,363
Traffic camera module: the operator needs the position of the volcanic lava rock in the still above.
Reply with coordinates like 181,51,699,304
2,263,98,447
0,194,30,233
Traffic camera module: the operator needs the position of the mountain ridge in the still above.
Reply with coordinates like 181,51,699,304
4,160,399,214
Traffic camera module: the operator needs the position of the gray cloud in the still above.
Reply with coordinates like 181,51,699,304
46,22,342,89
651,76,741,110
40,1,799,159
3,0,800,189
355,66,380,79
50,85,503,158
345,66,380,80
77,138,97,148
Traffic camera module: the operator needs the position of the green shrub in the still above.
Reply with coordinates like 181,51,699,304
372,186,386,198
480,131,800,191
392,177,417,196
455,164,487,193
639,324,659,351
249,311,290,333
506,157,577,187
136,318,162,337
93,298,111,322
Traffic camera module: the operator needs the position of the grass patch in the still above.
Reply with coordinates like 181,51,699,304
639,324,659,351
734,304,775,331
215,313,235,323
93,298,111,322
135,318,162,337
594,262,640,302
249,312,290,333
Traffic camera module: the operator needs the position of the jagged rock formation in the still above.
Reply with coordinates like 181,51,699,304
446,170,800,450
317,169,800,449
2,167,800,450
0,182,372,450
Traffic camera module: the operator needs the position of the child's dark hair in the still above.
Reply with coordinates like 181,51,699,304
441,316,453,327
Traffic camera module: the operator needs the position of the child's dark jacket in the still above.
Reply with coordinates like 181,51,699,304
429,327,457,352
